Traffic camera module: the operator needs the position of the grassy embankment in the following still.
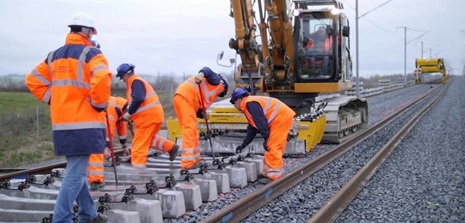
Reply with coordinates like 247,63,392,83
0,91,53,168
0,90,176,168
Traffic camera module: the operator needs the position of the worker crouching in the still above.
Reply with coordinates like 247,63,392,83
116,63,179,168
88,96,128,189
230,88,296,183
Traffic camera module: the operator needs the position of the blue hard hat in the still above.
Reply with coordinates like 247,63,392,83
230,88,249,104
116,63,135,80
218,75,229,98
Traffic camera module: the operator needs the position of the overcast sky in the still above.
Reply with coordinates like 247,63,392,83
0,0,464,78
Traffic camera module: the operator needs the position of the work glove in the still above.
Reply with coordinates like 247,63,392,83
263,138,269,152
195,72,205,84
235,144,246,153
103,147,111,160
196,109,209,120
123,112,132,121
122,145,130,156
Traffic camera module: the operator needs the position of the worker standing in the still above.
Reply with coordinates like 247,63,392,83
25,12,110,223
88,96,128,189
173,67,229,170
116,63,179,168
230,88,296,184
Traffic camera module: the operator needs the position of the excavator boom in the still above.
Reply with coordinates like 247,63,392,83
167,0,369,153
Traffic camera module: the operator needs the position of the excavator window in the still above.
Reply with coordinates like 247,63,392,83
299,17,334,80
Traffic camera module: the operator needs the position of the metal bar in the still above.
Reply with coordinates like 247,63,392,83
201,84,442,223
308,83,448,223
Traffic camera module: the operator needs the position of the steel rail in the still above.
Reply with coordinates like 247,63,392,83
308,83,448,223
0,148,124,181
201,85,443,223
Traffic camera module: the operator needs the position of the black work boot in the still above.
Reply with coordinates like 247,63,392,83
89,182,104,191
86,214,108,223
169,144,179,161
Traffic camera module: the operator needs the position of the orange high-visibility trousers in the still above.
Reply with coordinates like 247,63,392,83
88,153,104,183
263,117,294,180
131,120,162,168
173,94,200,169
152,134,175,153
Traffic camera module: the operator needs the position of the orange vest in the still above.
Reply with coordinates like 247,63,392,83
126,74,164,124
175,77,225,110
105,96,128,143
25,33,111,155
240,96,296,128
324,36,332,54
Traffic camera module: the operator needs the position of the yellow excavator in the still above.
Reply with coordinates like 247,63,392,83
168,0,368,154
415,58,446,84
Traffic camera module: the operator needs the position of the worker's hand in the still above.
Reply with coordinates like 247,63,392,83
103,147,111,160
195,72,204,84
235,144,246,153
123,112,131,121
203,111,209,120
122,145,130,156
263,138,269,152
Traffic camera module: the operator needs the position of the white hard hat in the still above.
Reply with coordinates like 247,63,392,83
68,12,97,34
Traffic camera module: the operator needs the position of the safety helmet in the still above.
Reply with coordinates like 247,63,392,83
91,40,100,49
116,63,135,80
218,76,229,98
230,88,249,104
68,12,97,34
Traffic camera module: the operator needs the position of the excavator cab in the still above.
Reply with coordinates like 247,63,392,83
298,19,334,80
293,3,352,84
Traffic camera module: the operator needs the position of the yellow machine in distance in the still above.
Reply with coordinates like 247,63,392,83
415,58,446,84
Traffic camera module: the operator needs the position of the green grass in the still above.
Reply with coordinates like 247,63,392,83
0,91,53,167
0,90,176,168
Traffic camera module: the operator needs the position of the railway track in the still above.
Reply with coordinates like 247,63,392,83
202,80,447,223
0,80,447,223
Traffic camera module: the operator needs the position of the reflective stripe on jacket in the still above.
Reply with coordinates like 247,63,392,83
25,33,111,156
174,77,224,110
239,96,296,128
126,74,163,123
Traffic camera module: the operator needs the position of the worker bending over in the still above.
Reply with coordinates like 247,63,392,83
116,63,179,168
173,67,229,170
230,88,296,184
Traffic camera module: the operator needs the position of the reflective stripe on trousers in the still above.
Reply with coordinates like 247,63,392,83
131,122,161,166
152,134,175,153
173,94,201,169
263,116,294,180
88,153,104,183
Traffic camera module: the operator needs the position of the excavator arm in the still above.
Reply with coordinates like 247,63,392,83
229,0,294,93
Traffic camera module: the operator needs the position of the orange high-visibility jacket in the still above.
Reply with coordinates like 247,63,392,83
25,33,112,155
175,77,225,110
240,96,296,128
105,96,128,145
126,75,163,124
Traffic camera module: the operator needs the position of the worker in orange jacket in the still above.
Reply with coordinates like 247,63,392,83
116,63,179,168
230,88,296,184
173,67,229,170
25,12,110,223
88,96,128,188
